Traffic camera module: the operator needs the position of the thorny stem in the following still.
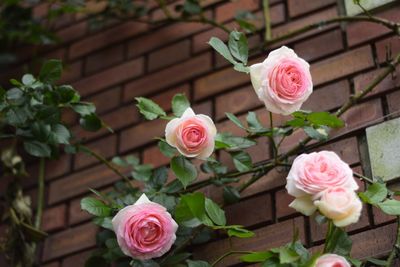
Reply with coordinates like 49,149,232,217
262,0,271,41
211,250,252,266
34,158,45,229
323,220,334,253
386,216,400,267
353,172,374,184
79,145,134,190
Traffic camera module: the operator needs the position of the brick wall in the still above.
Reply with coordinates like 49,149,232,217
1,0,400,266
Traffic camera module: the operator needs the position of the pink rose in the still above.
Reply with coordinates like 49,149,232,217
250,46,313,115
165,107,217,159
112,194,178,260
315,187,362,227
314,254,351,267
286,151,358,216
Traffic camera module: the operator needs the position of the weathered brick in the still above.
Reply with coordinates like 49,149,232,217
215,85,260,120
69,21,147,59
42,205,67,232
148,40,191,72
311,46,374,86
57,21,87,44
86,87,121,115
215,0,259,23
346,6,400,47
127,21,209,58
123,54,211,102
294,29,344,62
288,0,336,18
119,119,167,153
143,145,170,168
376,36,400,63
69,197,92,225
226,193,273,227
85,44,125,74
387,89,400,118
72,58,144,97
42,223,97,261
74,135,117,170
61,249,93,267
316,137,360,166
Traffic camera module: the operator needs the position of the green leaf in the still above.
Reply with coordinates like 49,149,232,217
22,74,35,85
233,63,250,73
359,182,387,204
39,59,63,83
31,122,52,142
228,30,248,65
6,88,23,100
158,139,177,158
223,186,240,204
230,151,252,172
172,93,190,117
80,114,102,131
71,102,96,116
377,199,400,215
278,247,299,264
171,156,197,189
365,258,388,266
20,222,48,242
52,124,71,144
227,227,254,238
324,227,352,256
149,166,168,189
307,112,344,128
175,192,206,225
23,141,51,157
58,85,79,103
303,126,328,141
215,133,256,150
93,217,113,230
205,198,226,226
132,164,153,181
240,252,273,263
81,197,111,217
135,97,166,120
208,37,237,65
186,260,211,267
247,112,264,131
162,252,191,266
183,0,202,15
225,112,246,130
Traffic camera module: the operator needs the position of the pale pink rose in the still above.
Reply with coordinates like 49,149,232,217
165,107,217,159
314,254,351,267
112,194,178,260
250,46,313,115
286,151,358,198
315,187,362,227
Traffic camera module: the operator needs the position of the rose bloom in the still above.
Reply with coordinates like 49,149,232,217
286,151,358,216
314,254,351,267
315,187,362,227
165,107,217,159
112,194,178,260
249,46,313,115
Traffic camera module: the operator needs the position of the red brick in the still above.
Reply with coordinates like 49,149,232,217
271,7,338,46
69,198,92,225
276,189,297,218
316,137,360,166
43,262,60,267
25,154,71,183
215,0,259,23
61,249,93,267
288,0,335,18
332,98,383,137
354,67,400,97
85,44,125,74
194,217,305,266
350,223,396,259
215,85,260,120
72,58,144,97
57,21,87,44
387,89,400,118
123,54,211,102
86,87,121,114
150,84,190,112
376,36,400,63
148,40,191,72
119,119,167,153
302,80,350,111
143,145,170,168
59,61,82,84
48,164,124,204
194,66,249,100
346,6,400,47
42,205,67,232
33,2,49,19
226,193,273,227
294,29,344,62
69,21,147,59
127,21,209,58
42,223,97,261
311,46,374,86
74,135,117,170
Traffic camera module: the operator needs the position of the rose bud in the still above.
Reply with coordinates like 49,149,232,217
314,253,351,267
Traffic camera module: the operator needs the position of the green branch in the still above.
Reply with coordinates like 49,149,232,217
34,158,45,229
386,216,400,266
211,250,252,266
262,0,272,41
